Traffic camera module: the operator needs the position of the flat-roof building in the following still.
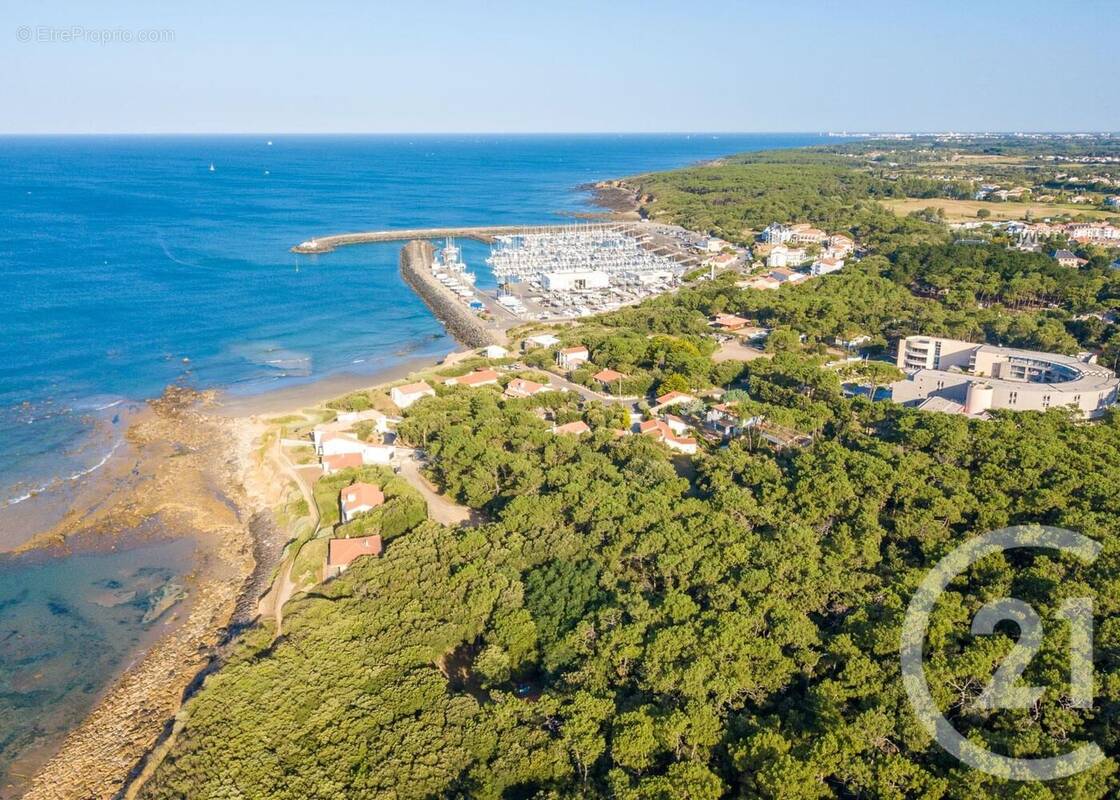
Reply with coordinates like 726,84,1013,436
892,335,1119,418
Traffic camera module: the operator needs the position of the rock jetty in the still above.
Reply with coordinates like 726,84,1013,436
399,240,501,348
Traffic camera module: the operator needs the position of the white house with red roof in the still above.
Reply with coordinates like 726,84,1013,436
556,346,590,370
326,534,383,576
444,369,500,388
827,234,855,256
638,418,698,454
505,377,547,398
663,414,691,436
340,482,385,523
788,224,828,245
768,268,807,284
650,390,695,414
593,368,627,388
810,257,844,276
390,381,435,409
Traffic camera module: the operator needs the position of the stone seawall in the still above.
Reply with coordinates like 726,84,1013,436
291,222,627,254
399,240,500,348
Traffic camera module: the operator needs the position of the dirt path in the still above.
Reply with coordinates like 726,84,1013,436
396,452,479,527
256,436,320,633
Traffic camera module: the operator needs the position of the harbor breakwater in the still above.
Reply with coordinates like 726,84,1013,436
292,225,517,254
290,223,628,254
398,240,502,348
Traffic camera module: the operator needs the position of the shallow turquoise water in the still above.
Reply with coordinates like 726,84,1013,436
0,535,197,795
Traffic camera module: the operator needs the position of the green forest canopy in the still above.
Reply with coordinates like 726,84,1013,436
140,138,1120,799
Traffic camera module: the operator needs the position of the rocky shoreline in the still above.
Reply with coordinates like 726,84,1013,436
581,179,645,217
17,390,263,800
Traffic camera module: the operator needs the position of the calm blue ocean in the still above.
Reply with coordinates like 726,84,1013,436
0,133,841,791
0,133,832,507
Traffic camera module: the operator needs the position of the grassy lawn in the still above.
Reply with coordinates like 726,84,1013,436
291,537,328,587
881,197,1120,223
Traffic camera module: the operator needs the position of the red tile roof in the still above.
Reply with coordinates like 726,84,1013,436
640,418,697,449
322,452,363,472
553,420,591,435
340,482,385,514
594,369,626,383
505,378,545,397
394,380,434,396
655,390,692,406
328,535,383,567
448,369,500,387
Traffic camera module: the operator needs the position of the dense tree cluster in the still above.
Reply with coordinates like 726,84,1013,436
630,155,946,251
143,381,1120,799
141,139,1120,799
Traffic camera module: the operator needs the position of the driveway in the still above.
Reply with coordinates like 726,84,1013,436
396,451,481,527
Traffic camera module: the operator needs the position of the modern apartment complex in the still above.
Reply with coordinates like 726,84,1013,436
892,335,1119,418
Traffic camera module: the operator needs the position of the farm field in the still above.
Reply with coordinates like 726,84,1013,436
881,197,1120,223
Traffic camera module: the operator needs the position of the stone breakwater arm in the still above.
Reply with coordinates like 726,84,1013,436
294,225,517,253
399,240,501,348
290,223,628,254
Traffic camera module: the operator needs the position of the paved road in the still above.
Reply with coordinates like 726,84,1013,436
544,371,637,405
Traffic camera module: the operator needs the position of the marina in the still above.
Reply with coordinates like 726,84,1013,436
298,222,706,323
485,224,686,319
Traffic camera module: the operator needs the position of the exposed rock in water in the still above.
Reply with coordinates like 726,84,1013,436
140,584,187,625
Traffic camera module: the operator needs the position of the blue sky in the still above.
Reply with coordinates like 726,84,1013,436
3,0,1117,133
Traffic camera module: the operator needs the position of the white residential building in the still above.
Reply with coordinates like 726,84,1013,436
699,236,731,253
480,344,510,359
767,245,807,269
788,224,828,245
768,268,807,284
811,257,844,276
556,346,590,370
760,223,793,244
390,381,435,409
319,433,396,464
340,482,385,523
523,333,561,350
